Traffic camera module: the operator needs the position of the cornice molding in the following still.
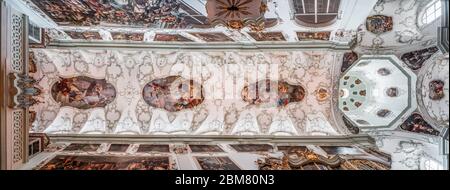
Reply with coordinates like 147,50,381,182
47,134,375,145
46,40,354,51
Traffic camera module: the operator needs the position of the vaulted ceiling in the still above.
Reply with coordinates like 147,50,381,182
19,0,378,43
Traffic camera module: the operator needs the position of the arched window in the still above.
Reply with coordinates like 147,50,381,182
420,0,442,26
292,0,341,27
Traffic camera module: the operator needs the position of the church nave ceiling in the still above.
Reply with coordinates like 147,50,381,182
20,0,384,44
5,0,446,171
29,49,343,136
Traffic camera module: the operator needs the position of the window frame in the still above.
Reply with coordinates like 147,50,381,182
419,0,442,27
291,0,341,28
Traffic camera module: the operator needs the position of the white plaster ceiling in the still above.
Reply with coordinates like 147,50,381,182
31,49,346,136
418,54,449,127
356,0,439,54
11,0,378,43
339,55,417,130
369,130,444,170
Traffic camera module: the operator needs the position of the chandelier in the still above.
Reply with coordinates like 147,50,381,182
206,0,268,32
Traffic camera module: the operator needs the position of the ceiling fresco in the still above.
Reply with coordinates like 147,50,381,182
401,46,439,70
400,113,441,136
30,49,343,136
27,142,392,170
154,33,193,42
22,0,382,45
247,32,286,42
195,156,241,170
39,155,173,170
297,32,331,41
341,52,359,73
65,31,103,40
51,76,116,109
111,32,145,41
366,15,394,34
417,55,449,127
142,76,204,112
356,0,438,52
242,80,305,107
338,55,417,129
30,0,202,28
9,0,448,172
188,32,234,42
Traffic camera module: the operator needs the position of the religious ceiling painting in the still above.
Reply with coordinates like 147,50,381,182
429,80,445,100
386,87,399,97
205,0,269,31
172,145,189,154
401,46,439,70
242,80,305,107
247,32,286,42
142,76,204,112
419,57,449,127
51,76,116,109
188,32,234,42
339,76,366,112
297,32,331,41
32,49,338,136
257,150,390,170
341,159,390,170
376,109,392,118
65,31,102,40
400,113,440,136
230,144,273,152
137,144,170,153
257,151,335,170
189,145,225,153
320,146,362,155
30,0,195,28
377,68,391,76
154,34,193,42
315,87,330,102
277,146,308,153
195,156,241,170
63,143,100,152
365,15,393,34
341,52,358,73
38,155,172,170
111,32,145,41
108,144,130,152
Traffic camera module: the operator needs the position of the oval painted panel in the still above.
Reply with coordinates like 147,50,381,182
242,80,305,107
142,76,204,112
429,80,445,100
52,76,116,109
366,15,393,34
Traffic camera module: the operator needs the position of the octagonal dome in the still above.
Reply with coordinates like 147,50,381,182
338,55,417,130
